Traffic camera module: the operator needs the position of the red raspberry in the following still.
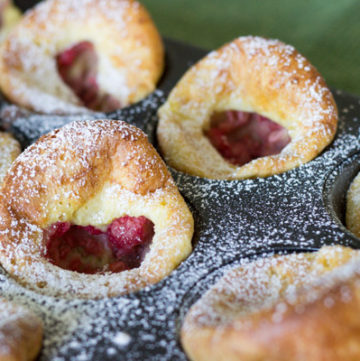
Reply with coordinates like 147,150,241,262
56,41,121,112
44,216,154,274
107,216,154,251
205,110,290,166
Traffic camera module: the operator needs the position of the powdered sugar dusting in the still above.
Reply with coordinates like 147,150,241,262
0,132,19,184
0,89,357,361
28,0,138,32
0,115,194,300
182,246,360,329
0,39,359,360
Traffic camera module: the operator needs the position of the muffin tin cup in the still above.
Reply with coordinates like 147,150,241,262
1,2,360,360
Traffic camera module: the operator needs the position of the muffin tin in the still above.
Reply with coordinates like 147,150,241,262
1,1,360,360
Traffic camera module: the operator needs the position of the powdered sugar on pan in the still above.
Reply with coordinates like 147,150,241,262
2,90,163,147
0,89,358,361
0,39,360,361
112,332,131,347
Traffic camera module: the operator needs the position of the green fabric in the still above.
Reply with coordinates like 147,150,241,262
142,0,360,95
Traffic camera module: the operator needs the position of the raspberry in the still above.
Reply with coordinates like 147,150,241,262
56,41,120,112
47,222,71,238
205,110,291,166
44,216,154,274
83,225,103,236
107,216,154,251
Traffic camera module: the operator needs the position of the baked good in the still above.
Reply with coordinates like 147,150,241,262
0,0,164,114
0,131,20,184
0,297,43,361
0,0,21,42
158,36,338,179
0,119,193,299
346,172,360,237
181,246,360,361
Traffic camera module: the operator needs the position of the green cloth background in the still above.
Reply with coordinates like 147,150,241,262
142,0,360,95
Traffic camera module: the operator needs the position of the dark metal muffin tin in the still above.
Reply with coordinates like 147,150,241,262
1,1,360,360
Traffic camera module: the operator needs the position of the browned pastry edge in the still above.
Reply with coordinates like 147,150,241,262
0,0,21,42
346,171,360,237
181,246,360,361
0,298,43,361
0,131,20,185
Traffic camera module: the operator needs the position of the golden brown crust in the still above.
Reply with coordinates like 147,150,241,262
181,246,360,361
0,131,20,185
346,172,360,237
0,0,21,43
158,36,338,179
0,119,193,299
0,0,164,114
3,121,169,227
0,298,43,361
